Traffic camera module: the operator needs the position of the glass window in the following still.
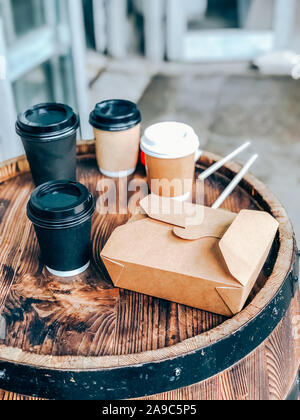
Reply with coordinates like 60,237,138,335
12,55,77,114
0,0,47,47
13,62,53,112
186,0,275,31
0,0,77,114
11,0,46,38
0,0,85,161
188,0,239,30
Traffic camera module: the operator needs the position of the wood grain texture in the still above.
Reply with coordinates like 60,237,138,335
137,289,300,401
0,142,298,400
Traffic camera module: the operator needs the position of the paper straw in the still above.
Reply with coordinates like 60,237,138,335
212,154,259,209
199,141,251,180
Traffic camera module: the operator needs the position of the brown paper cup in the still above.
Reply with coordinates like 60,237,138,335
141,122,200,200
94,123,141,178
145,153,195,200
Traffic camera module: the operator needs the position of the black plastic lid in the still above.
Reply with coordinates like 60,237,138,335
27,181,95,229
89,100,142,132
16,103,79,140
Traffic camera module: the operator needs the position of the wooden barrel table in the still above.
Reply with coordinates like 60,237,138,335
0,141,299,401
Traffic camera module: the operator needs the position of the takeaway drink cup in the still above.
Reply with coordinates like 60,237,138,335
89,100,142,178
16,103,79,186
27,180,95,278
141,122,201,200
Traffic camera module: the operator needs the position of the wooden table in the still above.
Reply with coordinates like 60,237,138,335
0,142,298,400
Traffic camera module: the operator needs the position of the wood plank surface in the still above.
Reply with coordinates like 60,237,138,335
0,288,298,400
0,148,297,400
0,154,265,361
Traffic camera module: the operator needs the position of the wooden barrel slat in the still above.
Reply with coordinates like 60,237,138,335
0,142,298,400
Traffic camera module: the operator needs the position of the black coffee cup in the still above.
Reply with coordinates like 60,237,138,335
16,103,79,186
27,180,95,277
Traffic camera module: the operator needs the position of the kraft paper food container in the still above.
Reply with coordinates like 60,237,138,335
101,195,279,316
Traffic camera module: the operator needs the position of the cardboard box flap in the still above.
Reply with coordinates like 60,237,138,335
140,194,236,239
173,210,236,240
219,210,279,287
216,286,246,314
140,194,196,227
101,257,125,286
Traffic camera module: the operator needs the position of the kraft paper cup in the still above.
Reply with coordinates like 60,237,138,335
90,100,142,178
27,180,95,278
16,103,79,186
141,122,201,200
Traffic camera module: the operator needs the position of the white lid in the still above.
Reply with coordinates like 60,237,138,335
141,122,200,159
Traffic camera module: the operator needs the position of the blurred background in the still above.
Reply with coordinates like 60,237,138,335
0,0,299,239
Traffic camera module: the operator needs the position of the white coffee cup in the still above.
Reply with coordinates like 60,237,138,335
141,122,201,200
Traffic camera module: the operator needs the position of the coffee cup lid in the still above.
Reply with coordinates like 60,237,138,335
141,122,199,159
27,180,95,229
16,103,79,140
89,100,142,132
